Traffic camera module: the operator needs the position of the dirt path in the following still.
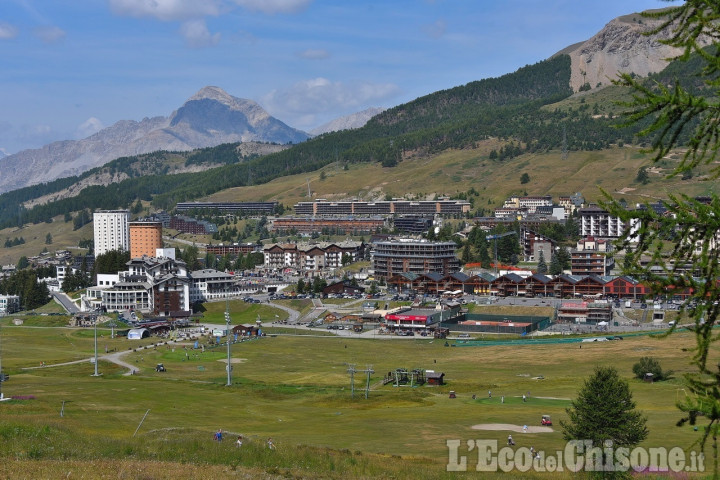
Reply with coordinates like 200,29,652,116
22,343,192,376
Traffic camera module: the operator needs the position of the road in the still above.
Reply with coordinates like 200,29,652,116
53,292,80,314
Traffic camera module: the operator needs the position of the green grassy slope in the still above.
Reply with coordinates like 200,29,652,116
0,318,712,478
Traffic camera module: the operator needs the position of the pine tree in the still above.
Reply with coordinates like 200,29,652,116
537,250,548,274
562,367,647,479
461,243,471,264
549,253,562,275
557,246,571,271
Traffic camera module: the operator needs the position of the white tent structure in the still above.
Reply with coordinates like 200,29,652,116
127,328,150,340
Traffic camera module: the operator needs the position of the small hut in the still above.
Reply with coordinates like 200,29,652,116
426,371,445,386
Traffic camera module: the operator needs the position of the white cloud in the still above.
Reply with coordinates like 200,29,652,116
180,19,221,47
232,0,312,15
109,0,220,21
298,48,329,60
76,117,104,138
261,77,399,128
422,18,446,39
34,26,66,44
0,22,19,39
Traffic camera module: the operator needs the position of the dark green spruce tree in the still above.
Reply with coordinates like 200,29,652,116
562,367,648,479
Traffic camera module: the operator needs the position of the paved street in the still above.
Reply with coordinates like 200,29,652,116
53,292,80,314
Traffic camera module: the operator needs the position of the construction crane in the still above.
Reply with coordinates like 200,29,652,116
486,231,517,275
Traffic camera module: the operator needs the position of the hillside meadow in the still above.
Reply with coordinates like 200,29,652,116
0,311,715,478
206,143,719,209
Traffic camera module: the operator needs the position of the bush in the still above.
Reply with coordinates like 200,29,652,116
632,356,671,381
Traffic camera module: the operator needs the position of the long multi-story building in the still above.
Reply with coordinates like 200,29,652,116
372,239,459,278
263,241,365,271
294,199,471,216
271,216,385,234
93,210,130,256
175,202,278,215
206,243,258,256
393,216,433,234
503,195,553,214
129,221,163,259
170,215,218,235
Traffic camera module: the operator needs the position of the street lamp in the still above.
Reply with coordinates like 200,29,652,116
92,311,101,376
0,323,7,401
225,297,232,386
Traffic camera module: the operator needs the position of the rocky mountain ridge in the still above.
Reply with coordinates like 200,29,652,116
0,86,309,194
561,11,711,92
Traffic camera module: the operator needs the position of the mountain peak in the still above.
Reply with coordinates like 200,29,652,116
0,86,309,194
190,86,234,103
187,86,260,112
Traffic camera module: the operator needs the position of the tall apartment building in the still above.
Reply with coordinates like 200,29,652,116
578,205,627,239
93,210,130,256
129,221,163,259
372,239,460,278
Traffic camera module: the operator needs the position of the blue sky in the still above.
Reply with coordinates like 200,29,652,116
0,0,668,155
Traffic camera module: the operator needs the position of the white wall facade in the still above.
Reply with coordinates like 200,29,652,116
93,210,130,256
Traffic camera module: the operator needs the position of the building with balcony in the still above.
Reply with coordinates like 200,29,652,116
169,215,218,235
82,253,191,317
189,269,235,303
175,201,278,215
293,199,471,216
558,300,613,324
270,216,384,234
263,241,365,271
372,239,459,278
206,243,258,256
393,216,433,234
571,237,614,276
578,205,627,238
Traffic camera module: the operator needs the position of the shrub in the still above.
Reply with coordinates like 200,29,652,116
632,356,671,381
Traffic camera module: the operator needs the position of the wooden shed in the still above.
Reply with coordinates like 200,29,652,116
426,371,445,386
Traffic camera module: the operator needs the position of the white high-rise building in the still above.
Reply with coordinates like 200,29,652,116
93,210,130,256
